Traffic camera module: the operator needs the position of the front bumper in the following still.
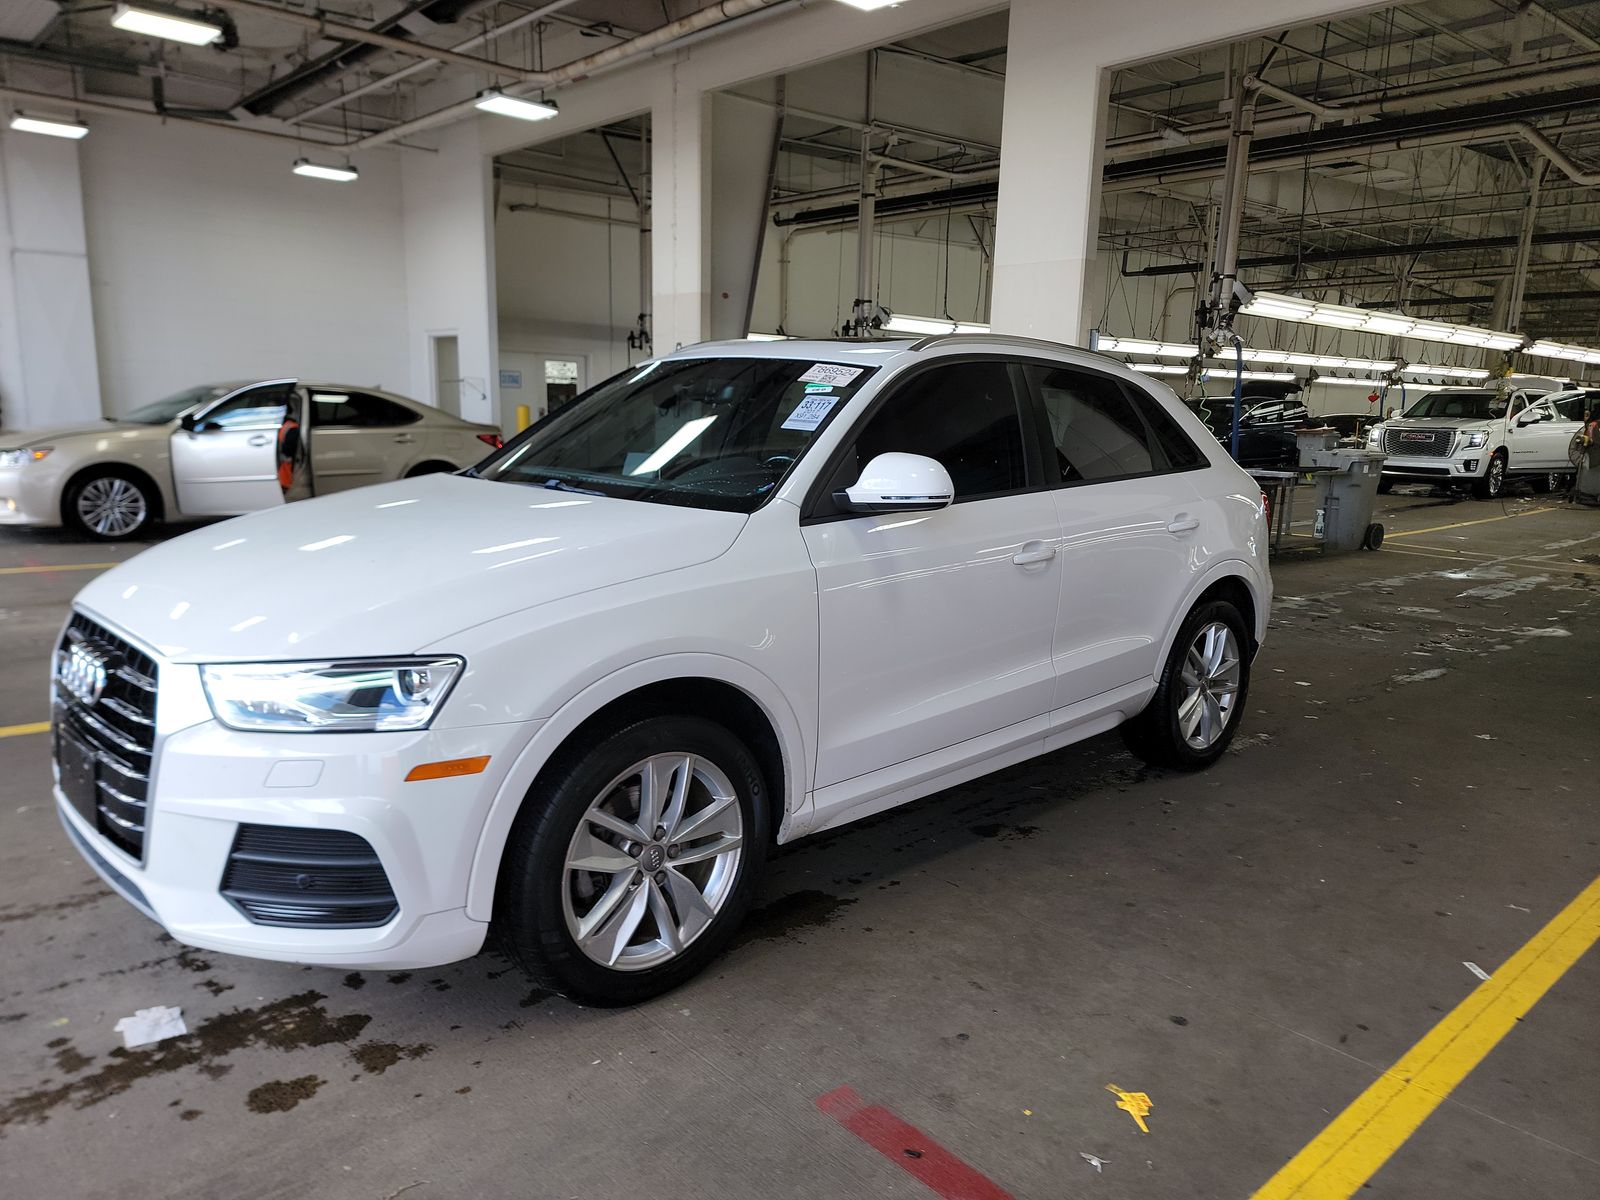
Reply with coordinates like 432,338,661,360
0,463,64,527
1379,452,1488,482
54,647,539,969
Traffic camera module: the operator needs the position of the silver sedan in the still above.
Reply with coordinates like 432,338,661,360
0,379,503,540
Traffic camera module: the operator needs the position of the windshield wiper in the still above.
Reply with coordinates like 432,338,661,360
532,475,607,497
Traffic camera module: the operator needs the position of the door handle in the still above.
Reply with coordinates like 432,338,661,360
394,434,417,444
1012,542,1057,566
247,435,270,447
1167,515,1200,534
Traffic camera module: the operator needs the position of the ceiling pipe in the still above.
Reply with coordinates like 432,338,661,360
205,0,545,81
1518,123,1600,185
1242,75,1344,122
1106,52,1600,160
870,153,999,183
351,0,799,150
0,83,442,151
287,0,585,127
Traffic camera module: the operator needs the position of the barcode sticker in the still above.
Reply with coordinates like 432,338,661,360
781,395,840,431
798,363,864,387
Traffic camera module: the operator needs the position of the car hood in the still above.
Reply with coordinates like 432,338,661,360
1383,418,1492,430
75,474,748,662
0,421,159,448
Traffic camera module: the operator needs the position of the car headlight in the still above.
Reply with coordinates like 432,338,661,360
1366,426,1384,447
0,447,51,467
1464,431,1487,448
201,657,463,733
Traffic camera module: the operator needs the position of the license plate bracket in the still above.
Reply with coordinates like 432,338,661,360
56,728,100,828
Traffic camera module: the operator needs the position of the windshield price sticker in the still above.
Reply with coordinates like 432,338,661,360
799,363,864,387
781,394,839,431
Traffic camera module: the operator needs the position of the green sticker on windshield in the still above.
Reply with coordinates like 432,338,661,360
804,383,834,393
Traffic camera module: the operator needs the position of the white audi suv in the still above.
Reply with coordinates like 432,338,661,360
53,335,1271,1004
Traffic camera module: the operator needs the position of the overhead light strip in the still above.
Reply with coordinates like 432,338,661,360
1099,337,1492,379
292,158,359,182
883,314,991,336
8,113,89,140
111,3,224,46
1239,291,1524,351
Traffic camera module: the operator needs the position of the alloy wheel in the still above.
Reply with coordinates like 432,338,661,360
77,477,147,537
561,753,745,972
1486,455,1505,497
1176,622,1241,750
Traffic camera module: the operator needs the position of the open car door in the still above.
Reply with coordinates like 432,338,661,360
170,381,298,516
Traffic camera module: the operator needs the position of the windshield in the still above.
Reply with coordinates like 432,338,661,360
477,357,877,512
1400,391,1505,420
121,383,247,425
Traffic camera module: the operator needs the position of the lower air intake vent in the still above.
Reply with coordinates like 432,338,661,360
221,825,398,929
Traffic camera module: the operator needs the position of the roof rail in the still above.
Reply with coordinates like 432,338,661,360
906,332,1137,368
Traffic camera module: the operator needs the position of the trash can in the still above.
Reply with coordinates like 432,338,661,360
1309,448,1386,551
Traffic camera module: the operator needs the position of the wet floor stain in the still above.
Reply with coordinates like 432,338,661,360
734,890,858,947
0,991,369,1129
519,987,553,1009
968,822,1041,841
46,1038,93,1074
0,889,112,925
350,1041,434,1075
246,1075,324,1114
342,972,366,990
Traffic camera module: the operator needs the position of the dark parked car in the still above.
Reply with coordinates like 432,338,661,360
1186,398,1299,470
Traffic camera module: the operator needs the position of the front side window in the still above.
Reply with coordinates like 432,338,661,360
479,357,876,513
1026,365,1159,483
198,384,295,431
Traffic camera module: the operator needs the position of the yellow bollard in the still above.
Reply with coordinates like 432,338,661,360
514,404,531,432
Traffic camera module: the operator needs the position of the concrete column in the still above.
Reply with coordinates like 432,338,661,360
988,4,1110,346
651,71,712,353
0,127,103,430
402,122,499,425
708,90,781,342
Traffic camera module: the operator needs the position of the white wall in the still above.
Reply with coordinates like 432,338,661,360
0,127,102,430
78,115,410,414
494,183,643,416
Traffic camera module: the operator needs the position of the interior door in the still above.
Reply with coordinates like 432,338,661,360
169,382,295,516
802,360,1061,790
1021,364,1212,708
307,390,417,494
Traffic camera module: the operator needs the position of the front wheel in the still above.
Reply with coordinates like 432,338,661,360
64,469,155,541
1472,450,1507,499
496,716,769,1006
1121,599,1251,770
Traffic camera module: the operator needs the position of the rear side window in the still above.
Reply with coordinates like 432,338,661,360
1129,388,1207,469
311,391,419,427
1024,365,1158,483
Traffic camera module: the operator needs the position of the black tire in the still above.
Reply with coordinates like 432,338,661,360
404,461,456,477
1472,450,1507,500
1376,477,1394,495
64,468,155,541
1121,598,1252,771
496,715,770,1006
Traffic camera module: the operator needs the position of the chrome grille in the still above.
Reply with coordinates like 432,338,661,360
1384,427,1455,458
53,613,158,860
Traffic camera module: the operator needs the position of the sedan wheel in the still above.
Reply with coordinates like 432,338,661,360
562,754,744,972
1176,622,1241,750
68,473,152,540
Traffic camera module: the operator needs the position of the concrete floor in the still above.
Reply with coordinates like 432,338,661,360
2,488,1597,1200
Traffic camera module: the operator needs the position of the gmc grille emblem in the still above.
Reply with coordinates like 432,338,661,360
57,641,111,707
1400,432,1433,442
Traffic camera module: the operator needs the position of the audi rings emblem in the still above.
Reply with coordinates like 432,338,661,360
57,641,112,707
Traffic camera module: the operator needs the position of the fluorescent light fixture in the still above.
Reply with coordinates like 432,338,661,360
1128,363,1296,382
475,90,559,121
1130,363,1188,375
292,158,359,182
631,416,717,475
1242,291,1525,350
1526,340,1600,367
1098,337,1394,373
9,113,88,140
835,0,902,9
883,314,991,336
1313,377,1386,387
111,3,224,46
745,332,791,341
1404,364,1491,379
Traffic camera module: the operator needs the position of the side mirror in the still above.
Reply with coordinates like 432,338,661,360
837,452,954,514
180,413,198,432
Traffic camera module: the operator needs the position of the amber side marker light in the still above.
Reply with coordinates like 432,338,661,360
406,756,491,782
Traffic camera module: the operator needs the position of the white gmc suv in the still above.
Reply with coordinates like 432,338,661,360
1368,387,1583,498
54,336,1271,1005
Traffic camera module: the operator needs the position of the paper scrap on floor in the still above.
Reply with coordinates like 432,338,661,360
114,1005,187,1049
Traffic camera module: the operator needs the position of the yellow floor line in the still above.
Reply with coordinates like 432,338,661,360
0,721,50,739
1250,874,1600,1200
0,562,118,576
1386,507,1556,539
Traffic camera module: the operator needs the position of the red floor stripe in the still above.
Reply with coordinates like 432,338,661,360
816,1085,1015,1200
